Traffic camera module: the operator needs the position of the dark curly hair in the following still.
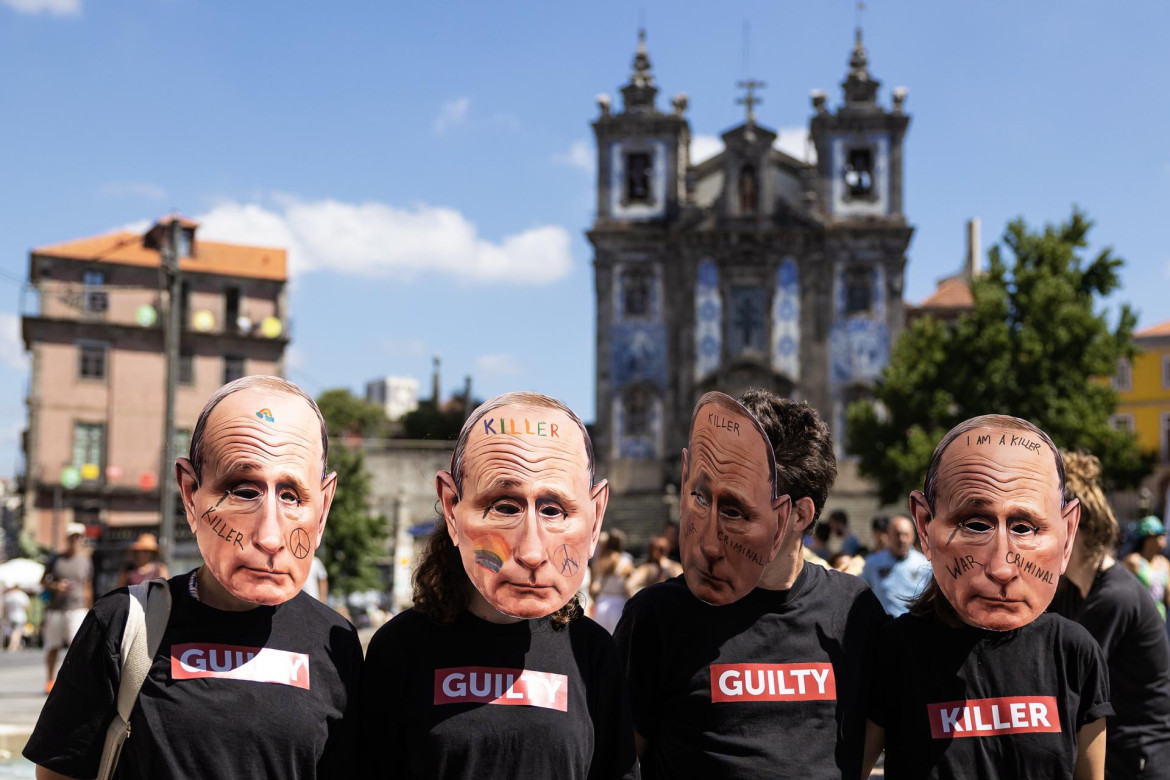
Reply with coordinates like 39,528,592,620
411,392,592,628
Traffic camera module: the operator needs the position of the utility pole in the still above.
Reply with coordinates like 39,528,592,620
158,219,182,568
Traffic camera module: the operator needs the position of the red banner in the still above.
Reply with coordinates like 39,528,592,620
171,643,310,690
927,696,1061,739
709,663,836,702
433,666,569,712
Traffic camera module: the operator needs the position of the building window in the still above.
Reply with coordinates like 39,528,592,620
178,227,194,258
223,354,245,384
178,349,194,386
1163,356,1170,390
625,388,650,438
72,422,104,476
625,152,652,204
844,267,873,316
844,147,874,198
1110,414,1134,433
82,270,108,315
225,287,241,332
78,342,107,380
622,270,650,318
728,286,767,357
739,163,758,214
1112,358,1133,392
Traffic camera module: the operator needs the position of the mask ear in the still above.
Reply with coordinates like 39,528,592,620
588,479,610,557
314,472,338,548
175,458,200,534
908,490,934,561
436,471,461,547
1058,498,1081,574
768,495,793,561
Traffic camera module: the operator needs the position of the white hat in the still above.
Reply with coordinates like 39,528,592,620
65,522,86,538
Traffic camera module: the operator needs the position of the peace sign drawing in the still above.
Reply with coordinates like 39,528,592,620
290,527,311,559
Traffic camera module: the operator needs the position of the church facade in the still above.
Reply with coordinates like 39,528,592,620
589,31,913,496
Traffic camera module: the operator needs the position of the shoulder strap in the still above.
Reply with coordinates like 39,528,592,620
96,578,172,780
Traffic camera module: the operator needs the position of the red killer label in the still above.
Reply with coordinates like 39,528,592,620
710,663,836,702
927,696,1061,739
171,643,310,690
434,666,569,712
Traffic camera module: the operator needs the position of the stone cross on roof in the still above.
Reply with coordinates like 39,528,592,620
736,78,766,126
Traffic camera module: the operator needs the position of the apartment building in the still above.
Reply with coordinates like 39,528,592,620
20,216,288,592
1113,318,1170,516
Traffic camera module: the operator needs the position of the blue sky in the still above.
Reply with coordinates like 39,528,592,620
1,1,1168,479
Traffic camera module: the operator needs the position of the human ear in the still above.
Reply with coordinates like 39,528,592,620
436,471,461,547
908,490,934,561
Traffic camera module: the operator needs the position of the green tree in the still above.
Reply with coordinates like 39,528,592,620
315,388,388,597
316,388,388,438
321,443,387,597
847,208,1151,504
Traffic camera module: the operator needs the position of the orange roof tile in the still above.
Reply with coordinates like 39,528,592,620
33,229,287,282
916,275,973,310
1135,318,1170,339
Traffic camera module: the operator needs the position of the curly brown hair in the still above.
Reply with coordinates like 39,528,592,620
1061,450,1118,557
411,392,591,628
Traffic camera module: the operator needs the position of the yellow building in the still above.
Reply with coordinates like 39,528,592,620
1112,319,1170,515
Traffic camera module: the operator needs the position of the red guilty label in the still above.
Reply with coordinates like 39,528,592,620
710,663,836,702
434,666,568,712
927,696,1061,739
171,643,310,690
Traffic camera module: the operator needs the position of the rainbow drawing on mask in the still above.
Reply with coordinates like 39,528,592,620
473,533,510,574
255,408,274,422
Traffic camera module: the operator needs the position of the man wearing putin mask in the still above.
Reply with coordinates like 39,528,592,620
360,391,638,779
26,376,362,779
615,390,888,779
863,414,1112,780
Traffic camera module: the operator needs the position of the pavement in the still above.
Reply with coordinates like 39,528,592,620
0,647,45,758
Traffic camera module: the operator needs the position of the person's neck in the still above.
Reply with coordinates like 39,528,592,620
1064,547,1111,599
466,585,523,624
196,566,259,612
759,539,803,591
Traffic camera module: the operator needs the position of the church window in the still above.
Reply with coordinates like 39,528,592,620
728,286,767,357
625,388,650,438
625,152,652,204
1112,358,1132,392
844,267,872,316
844,147,874,198
623,270,651,318
739,163,758,214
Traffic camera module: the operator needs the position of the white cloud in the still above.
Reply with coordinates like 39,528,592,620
100,181,167,201
433,97,470,135
554,140,593,172
691,134,722,164
195,197,574,284
0,314,27,370
774,126,816,163
1,0,80,15
475,353,524,378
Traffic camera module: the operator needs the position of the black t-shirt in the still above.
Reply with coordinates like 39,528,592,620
24,572,362,779
614,563,889,779
870,611,1113,779
361,608,639,780
1050,564,1170,775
